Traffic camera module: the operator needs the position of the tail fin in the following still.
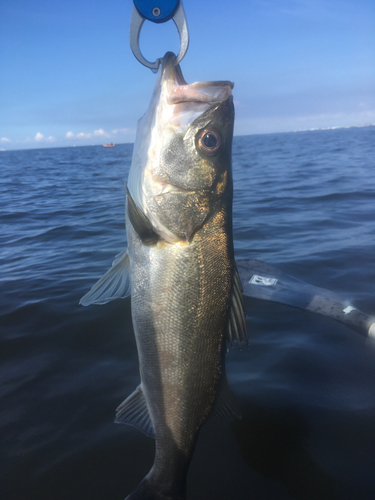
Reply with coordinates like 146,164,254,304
125,478,185,500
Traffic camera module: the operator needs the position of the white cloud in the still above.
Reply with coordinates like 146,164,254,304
93,128,108,137
67,130,105,139
112,128,129,134
65,128,115,141
1,137,11,142
34,132,55,143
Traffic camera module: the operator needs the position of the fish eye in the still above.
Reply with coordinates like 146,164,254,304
197,129,221,156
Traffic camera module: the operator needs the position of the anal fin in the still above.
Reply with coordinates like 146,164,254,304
212,374,241,420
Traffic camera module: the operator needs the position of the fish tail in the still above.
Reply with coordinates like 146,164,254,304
125,478,185,500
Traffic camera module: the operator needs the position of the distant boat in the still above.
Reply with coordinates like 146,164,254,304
103,143,115,147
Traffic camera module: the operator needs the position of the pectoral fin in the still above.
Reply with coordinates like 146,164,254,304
115,385,155,438
79,249,131,306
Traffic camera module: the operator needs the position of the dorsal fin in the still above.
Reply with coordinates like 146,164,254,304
115,385,155,438
227,264,248,347
125,183,159,245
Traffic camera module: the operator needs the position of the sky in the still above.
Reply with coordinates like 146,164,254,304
1,0,374,150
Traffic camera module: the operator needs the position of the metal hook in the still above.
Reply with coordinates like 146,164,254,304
129,1,189,72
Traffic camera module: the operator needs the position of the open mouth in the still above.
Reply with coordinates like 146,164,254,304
161,52,234,105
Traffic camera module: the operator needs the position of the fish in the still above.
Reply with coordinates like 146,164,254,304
80,51,247,499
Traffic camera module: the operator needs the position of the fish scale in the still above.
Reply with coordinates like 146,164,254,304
127,213,233,496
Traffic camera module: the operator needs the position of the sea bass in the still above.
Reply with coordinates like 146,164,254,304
81,51,247,500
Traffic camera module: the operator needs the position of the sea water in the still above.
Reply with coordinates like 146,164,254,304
1,126,375,500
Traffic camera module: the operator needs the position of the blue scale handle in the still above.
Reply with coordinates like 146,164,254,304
133,0,179,23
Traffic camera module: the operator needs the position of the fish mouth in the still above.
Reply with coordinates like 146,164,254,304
160,51,234,106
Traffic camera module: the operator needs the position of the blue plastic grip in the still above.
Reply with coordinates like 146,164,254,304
133,0,179,23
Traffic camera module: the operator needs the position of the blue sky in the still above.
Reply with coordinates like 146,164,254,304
1,0,374,150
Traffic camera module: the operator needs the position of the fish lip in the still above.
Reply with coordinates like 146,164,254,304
160,52,234,105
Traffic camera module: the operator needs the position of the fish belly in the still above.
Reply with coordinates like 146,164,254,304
127,216,232,496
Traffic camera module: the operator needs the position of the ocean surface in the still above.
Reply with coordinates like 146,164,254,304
1,126,375,500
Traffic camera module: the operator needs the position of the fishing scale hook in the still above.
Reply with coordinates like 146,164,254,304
130,0,189,71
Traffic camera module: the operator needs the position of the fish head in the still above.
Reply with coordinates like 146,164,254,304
128,52,234,243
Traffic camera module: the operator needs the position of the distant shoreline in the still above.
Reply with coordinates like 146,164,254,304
1,124,374,152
